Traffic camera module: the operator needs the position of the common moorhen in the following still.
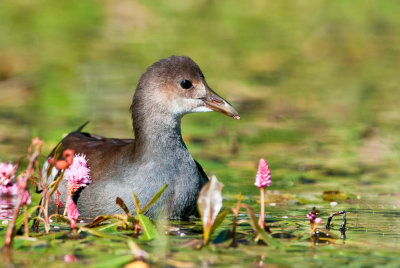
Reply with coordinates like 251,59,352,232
45,56,239,220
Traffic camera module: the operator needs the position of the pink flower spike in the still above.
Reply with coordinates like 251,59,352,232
314,218,323,224
56,190,63,207
64,254,78,263
66,196,80,229
0,162,18,196
254,158,271,189
17,177,31,205
64,154,91,195
306,211,316,221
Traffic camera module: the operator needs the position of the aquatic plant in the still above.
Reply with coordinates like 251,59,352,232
307,207,323,234
254,158,271,229
3,138,42,248
0,162,17,196
66,196,80,236
64,153,91,196
0,139,348,267
197,175,228,245
55,189,63,214
326,210,347,239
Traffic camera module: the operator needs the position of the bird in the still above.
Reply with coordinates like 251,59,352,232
44,55,240,220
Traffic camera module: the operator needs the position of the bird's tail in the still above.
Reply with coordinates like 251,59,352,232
75,121,90,133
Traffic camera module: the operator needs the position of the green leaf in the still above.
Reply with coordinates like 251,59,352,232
136,214,157,240
240,203,283,248
96,221,121,232
48,171,64,197
48,214,70,224
140,184,168,214
15,205,40,232
211,209,230,234
116,197,130,216
79,227,124,240
92,255,133,268
86,214,126,228
132,191,141,213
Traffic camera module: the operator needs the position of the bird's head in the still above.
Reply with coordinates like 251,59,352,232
132,56,240,120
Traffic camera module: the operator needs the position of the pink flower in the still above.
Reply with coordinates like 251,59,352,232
66,196,80,228
0,162,17,196
63,254,78,263
56,190,63,207
64,154,91,195
254,158,271,189
17,177,31,205
306,211,316,221
307,207,322,224
314,218,323,224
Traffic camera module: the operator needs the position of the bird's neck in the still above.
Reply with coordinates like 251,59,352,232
133,112,188,157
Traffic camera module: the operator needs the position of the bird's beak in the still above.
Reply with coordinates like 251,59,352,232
203,86,240,120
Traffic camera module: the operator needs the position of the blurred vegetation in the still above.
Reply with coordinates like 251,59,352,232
1,0,400,266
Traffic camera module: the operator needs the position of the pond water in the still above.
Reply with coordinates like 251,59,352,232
1,0,400,267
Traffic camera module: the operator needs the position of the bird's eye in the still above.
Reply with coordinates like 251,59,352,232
180,80,193,89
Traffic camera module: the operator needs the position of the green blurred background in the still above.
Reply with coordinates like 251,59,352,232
2,1,400,266
1,0,400,190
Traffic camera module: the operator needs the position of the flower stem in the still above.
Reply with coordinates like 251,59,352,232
24,205,29,237
259,188,265,229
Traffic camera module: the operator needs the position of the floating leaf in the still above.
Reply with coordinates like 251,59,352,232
197,175,224,244
136,214,157,240
322,190,347,202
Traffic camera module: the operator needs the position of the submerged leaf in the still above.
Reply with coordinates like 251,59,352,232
197,175,224,244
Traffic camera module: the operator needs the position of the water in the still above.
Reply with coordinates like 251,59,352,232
0,196,15,221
